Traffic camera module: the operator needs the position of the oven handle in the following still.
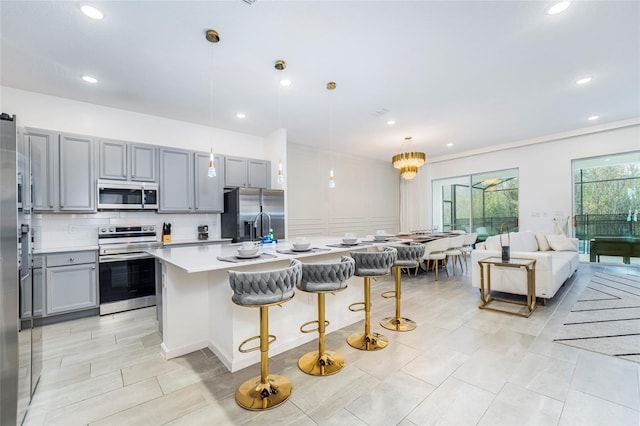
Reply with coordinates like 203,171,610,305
99,253,154,263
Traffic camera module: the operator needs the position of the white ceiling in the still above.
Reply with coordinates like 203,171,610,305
1,1,639,162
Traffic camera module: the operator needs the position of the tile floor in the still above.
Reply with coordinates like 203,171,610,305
21,262,640,426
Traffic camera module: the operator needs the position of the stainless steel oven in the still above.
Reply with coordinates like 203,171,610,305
98,225,160,315
97,180,158,210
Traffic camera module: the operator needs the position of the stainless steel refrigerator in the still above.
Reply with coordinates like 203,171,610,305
221,188,285,242
1,113,41,425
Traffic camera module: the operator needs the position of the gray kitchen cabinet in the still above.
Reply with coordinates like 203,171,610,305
224,156,270,188
59,133,95,212
99,139,157,182
159,147,193,212
45,251,98,316
21,257,44,319
98,139,127,180
194,152,224,212
26,128,57,212
247,159,270,189
130,143,157,182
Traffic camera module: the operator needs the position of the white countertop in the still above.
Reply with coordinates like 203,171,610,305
33,245,99,255
147,236,407,273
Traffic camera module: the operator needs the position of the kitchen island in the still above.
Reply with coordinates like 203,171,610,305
147,237,401,372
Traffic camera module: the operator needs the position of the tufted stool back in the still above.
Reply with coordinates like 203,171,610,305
392,243,426,268
351,246,397,277
298,256,355,293
229,259,302,306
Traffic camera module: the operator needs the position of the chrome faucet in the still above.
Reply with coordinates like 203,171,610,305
253,211,272,239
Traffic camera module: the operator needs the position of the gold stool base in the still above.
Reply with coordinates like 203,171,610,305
379,316,417,332
235,374,292,411
298,350,345,376
347,332,388,351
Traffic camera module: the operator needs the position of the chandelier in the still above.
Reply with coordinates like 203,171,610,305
391,136,426,180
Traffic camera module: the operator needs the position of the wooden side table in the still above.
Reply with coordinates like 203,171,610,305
477,256,537,317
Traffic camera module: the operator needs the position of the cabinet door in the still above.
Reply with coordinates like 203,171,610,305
247,159,270,189
33,268,44,318
46,263,97,315
130,144,157,182
59,134,95,212
224,156,247,187
194,152,224,212
159,148,193,212
98,139,127,180
27,129,57,211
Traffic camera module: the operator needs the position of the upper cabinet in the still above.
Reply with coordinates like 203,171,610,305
159,148,225,213
59,133,95,212
99,139,157,182
194,152,224,213
224,156,270,189
159,148,193,212
27,128,95,213
27,128,57,212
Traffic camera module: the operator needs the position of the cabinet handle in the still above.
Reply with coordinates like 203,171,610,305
69,257,74,263
49,203,53,208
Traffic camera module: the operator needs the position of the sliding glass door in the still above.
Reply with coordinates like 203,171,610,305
433,168,518,240
573,151,640,253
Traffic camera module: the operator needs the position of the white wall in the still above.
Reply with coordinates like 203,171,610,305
1,87,264,156
287,143,400,238
422,121,640,235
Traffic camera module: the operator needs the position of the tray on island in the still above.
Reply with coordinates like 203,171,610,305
277,247,330,255
326,242,374,248
217,253,278,263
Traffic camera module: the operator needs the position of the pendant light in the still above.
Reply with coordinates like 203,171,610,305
277,160,284,185
327,81,336,189
391,136,426,180
206,29,219,178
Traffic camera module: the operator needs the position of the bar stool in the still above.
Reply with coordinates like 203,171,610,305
297,256,355,376
380,243,426,332
228,259,302,411
348,246,397,351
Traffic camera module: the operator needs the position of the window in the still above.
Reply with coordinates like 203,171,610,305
573,151,640,252
433,168,518,240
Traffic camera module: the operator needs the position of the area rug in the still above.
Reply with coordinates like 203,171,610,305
554,271,640,363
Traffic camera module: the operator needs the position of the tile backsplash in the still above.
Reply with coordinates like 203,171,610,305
31,211,221,250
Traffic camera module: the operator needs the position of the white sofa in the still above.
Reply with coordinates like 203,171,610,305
471,231,579,300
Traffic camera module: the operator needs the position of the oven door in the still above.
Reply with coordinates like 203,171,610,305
98,252,156,315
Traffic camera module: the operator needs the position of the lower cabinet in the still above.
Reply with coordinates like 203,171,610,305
46,263,98,315
25,251,99,318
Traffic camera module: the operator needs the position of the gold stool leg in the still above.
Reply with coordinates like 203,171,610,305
298,293,346,376
236,306,292,410
380,266,417,332
347,276,388,351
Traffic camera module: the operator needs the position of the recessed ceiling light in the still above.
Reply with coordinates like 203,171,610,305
576,76,592,85
446,143,454,147
386,120,396,126
81,75,98,84
81,5,104,20
236,113,246,119
280,79,292,87
546,1,571,15
588,115,599,121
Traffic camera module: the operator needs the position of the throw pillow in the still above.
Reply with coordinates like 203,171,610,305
484,235,501,251
546,234,577,251
510,231,538,252
535,232,551,251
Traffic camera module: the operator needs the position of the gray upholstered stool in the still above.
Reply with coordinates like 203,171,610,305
348,246,397,351
380,243,425,332
297,256,355,376
228,259,302,410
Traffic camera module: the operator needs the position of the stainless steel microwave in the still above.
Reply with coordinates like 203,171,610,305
97,180,158,210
